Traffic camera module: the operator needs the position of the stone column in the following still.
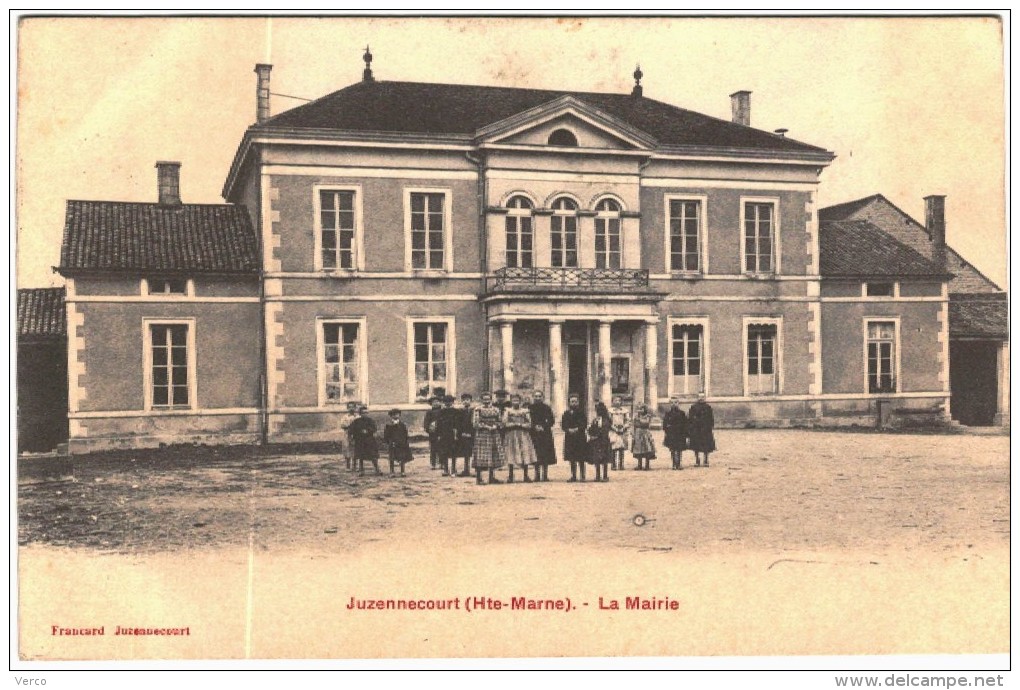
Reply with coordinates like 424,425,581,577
995,341,1010,426
486,322,500,392
500,320,515,392
549,320,565,419
598,320,613,404
645,319,659,411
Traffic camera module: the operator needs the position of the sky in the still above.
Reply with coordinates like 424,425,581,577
15,15,1007,288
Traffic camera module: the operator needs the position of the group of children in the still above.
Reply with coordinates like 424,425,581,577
335,390,716,483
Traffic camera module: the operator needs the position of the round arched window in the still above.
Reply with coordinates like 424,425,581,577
548,129,579,147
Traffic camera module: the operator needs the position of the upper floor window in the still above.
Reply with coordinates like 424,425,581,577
742,200,777,274
504,195,534,269
550,197,579,268
317,188,360,271
143,277,192,296
667,196,704,273
594,198,622,269
548,129,578,147
406,189,450,271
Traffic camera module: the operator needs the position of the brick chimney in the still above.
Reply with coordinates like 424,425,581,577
730,90,751,126
155,161,181,206
924,194,947,271
254,63,272,124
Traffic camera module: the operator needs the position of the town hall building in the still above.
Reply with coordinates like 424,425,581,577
51,53,1006,452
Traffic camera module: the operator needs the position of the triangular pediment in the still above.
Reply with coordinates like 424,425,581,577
474,95,657,150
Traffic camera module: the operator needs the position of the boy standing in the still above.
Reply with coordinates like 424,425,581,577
383,409,412,476
561,393,588,482
436,395,461,476
423,397,442,470
454,393,475,477
349,405,381,476
340,401,359,470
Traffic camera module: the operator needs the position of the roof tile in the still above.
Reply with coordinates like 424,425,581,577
819,219,947,278
262,80,830,155
17,287,66,339
59,201,258,274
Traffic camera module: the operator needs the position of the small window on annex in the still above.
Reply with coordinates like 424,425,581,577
147,277,189,295
865,282,895,297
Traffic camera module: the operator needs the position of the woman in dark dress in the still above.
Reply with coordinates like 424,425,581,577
561,393,588,482
688,393,716,467
662,396,690,470
587,402,614,482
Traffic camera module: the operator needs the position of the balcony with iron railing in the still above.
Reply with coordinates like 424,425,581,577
487,266,651,294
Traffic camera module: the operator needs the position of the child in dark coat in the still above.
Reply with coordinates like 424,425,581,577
561,393,588,482
383,409,412,476
349,405,381,476
423,397,442,470
662,396,690,470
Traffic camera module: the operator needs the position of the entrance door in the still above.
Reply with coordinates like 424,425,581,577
566,342,588,417
950,340,999,426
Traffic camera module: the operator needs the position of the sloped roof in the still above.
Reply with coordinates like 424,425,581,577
17,287,66,340
949,294,1008,339
260,80,830,155
59,201,259,274
819,194,1002,293
819,219,948,278
817,194,886,222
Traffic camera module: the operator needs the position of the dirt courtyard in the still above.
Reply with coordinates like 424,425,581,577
17,429,1010,660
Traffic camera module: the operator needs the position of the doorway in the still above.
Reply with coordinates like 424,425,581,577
566,342,588,417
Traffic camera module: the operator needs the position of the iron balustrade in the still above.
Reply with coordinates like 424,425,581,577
490,266,650,292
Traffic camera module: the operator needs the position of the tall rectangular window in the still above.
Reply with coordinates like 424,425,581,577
595,217,622,269
669,199,701,272
504,196,534,268
409,192,446,270
413,322,449,402
551,214,578,267
671,323,705,396
149,323,191,409
746,323,779,395
867,321,897,393
319,189,357,270
744,201,775,274
322,322,361,404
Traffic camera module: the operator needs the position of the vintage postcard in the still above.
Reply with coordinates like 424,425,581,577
13,15,1008,666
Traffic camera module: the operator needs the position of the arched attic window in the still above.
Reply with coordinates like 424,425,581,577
504,195,534,269
548,129,579,147
594,198,623,269
550,197,579,268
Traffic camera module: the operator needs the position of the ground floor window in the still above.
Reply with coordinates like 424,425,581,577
671,323,705,396
746,321,779,395
867,320,897,393
146,321,194,410
322,321,362,404
411,320,452,402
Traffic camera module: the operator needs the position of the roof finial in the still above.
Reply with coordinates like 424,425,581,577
363,45,374,82
632,63,643,97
